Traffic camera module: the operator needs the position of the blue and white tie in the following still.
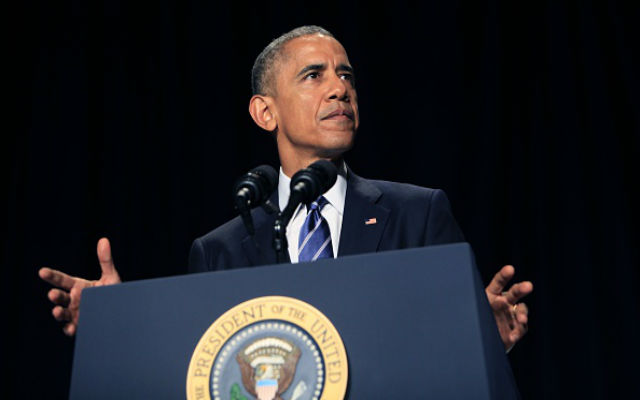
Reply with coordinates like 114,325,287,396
298,196,334,262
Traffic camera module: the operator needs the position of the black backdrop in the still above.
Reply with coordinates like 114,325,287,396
6,0,639,398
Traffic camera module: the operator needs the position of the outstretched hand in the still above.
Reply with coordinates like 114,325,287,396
485,265,533,351
38,238,121,336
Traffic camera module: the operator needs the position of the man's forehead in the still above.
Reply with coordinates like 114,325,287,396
282,35,351,70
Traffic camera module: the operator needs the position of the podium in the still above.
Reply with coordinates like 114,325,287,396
69,243,520,399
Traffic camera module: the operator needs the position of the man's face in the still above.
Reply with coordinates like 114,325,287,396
270,34,359,161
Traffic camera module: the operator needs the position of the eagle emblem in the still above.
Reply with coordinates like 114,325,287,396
236,337,302,400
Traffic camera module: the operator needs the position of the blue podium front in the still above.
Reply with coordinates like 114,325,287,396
70,243,519,399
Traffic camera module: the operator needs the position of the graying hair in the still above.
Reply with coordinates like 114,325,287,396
251,25,334,96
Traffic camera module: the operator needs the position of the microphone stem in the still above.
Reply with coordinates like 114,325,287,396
272,189,304,263
235,194,255,236
273,216,288,263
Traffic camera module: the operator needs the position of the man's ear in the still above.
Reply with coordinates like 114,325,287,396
249,95,278,132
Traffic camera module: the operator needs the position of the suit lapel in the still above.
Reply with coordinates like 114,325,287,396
338,170,390,256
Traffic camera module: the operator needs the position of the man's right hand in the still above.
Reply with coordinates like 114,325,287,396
38,237,121,336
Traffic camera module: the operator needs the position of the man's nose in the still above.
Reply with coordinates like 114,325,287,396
326,74,349,101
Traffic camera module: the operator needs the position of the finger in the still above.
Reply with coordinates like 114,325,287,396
52,306,72,322
486,265,515,295
97,238,121,283
515,302,529,314
68,286,84,320
39,267,77,291
63,323,77,337
517,311,529,325
507,304,529,343
515,303,529,324
490,295,511,312
48,288,71,306
509,319,529,343
504,281,534,304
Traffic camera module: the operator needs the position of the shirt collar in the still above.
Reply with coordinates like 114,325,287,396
278,161,348,215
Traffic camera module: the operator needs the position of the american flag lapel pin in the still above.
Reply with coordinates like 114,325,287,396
365,218,377,225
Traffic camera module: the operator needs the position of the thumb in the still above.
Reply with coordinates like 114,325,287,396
97,237,121,284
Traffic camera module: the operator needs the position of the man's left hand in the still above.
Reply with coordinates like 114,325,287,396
485,265,533,351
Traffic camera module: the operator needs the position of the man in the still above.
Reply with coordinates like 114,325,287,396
39,26,532,351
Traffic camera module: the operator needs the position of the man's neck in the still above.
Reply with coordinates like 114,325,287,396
280,156,344,178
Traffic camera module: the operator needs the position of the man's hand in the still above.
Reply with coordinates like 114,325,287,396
485,265,533,351
38,238,121,336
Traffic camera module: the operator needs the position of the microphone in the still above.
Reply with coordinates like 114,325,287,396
233,165,278,235
281,160,339,229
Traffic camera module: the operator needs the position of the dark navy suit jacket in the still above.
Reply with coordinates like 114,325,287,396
188,170,465,273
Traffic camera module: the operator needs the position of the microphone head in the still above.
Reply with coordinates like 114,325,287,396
250,165,278,202
234,164,278,206
308,160,338,193
290,160,338,204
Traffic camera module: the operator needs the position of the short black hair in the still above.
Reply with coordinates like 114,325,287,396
251,25,334,96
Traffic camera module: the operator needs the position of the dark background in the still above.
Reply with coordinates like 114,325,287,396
6,0,638,398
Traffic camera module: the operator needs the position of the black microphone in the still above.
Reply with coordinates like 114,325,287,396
233,165,278,235
281,160,338,225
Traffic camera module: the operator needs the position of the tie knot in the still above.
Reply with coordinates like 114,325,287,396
308,196,329,212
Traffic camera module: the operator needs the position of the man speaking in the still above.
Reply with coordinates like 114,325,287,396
39,26,532,351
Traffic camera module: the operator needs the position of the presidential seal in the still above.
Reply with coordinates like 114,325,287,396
186,296,348,400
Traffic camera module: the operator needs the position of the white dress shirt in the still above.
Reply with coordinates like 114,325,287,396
278,164,347,263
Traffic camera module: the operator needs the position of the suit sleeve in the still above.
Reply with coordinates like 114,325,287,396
188,237,209,273
425,189,465,245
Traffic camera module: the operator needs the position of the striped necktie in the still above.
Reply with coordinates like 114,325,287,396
298,196,334,262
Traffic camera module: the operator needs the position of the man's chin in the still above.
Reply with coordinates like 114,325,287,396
315,137,355,159
320,119,356,131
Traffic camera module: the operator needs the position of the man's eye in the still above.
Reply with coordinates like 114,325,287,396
305,72,319,80
340,73,354,82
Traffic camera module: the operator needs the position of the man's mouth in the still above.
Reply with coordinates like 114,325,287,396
322,108,354,121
